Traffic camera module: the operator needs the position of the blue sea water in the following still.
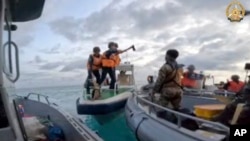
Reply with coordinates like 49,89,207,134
16,85,137,141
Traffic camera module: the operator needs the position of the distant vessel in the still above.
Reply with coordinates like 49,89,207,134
0,0,103,140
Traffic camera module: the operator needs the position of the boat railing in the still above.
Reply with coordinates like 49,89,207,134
82,83,135,99
132,90,230,140
184,88,235,97
23,92,58,106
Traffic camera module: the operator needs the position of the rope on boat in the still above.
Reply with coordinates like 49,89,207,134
135,117,147,141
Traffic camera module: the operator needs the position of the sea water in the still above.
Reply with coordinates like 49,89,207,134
16,85,137,141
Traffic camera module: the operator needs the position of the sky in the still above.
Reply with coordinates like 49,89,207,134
11,0,250,88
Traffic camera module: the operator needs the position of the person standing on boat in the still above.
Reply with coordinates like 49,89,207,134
99,42,119,89
223,75,245,93
99,42,134,89
141,75,155,91
85,47,102,94
181,64,198,88
151,49,183,111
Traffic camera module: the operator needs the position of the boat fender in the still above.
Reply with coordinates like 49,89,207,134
135,117,147,141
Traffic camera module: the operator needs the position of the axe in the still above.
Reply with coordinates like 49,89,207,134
120,45,136,53
129,45,136,51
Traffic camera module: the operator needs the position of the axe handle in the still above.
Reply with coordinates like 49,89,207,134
118,45,134,54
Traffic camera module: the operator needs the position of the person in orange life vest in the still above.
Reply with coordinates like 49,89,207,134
223,75,245,93
177,64,185,85
85,47,102,94
181,65,197,88
99,42,121,89
99,42,131,89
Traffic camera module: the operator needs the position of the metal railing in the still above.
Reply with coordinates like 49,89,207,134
132,90,230,140
82,82,136,99
184,88,236,97
23,92,57,106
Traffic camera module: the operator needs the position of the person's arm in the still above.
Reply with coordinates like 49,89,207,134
117,49,126,54
88,55,94,71
117,46,134,54
105,50,118,58
87,55,94,79
153,65,169,93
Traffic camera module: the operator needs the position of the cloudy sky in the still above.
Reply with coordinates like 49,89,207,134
11,0,250,88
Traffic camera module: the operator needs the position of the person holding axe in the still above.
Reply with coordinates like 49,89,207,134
113,42,135,67
99,42,135,89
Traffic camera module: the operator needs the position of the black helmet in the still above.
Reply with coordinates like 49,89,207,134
231,74,239,81
108,42,117,48
166,49,179,59
93,46,100,53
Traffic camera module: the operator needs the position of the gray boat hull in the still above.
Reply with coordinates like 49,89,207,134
14,97,102,141
125,95,224,141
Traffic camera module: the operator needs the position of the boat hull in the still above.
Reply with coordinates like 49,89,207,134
125,95,224,141
76,90,132,115
76,97,128,115
14,98,102,141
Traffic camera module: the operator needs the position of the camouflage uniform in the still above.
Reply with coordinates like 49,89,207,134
153,61,183,110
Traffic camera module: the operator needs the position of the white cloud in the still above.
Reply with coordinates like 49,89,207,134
14,0,250,88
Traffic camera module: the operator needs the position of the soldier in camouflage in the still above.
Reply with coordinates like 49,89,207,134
151,49,183,111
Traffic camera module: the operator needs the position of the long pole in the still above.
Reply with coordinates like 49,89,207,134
245,70,249,83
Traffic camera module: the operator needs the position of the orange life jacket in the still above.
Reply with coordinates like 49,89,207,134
177,68,184,85
227,81,245,93
181,72,197,88
114,54,121,67
87,54,102,70
101,52,116,68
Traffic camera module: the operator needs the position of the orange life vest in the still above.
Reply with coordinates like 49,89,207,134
181,72,197,88
87,54,102,70
101,52,116,68
176,68,184,85
227,81,245,93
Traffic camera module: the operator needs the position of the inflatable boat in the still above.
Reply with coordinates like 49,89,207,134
125,92,230,141
77,63,136,115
